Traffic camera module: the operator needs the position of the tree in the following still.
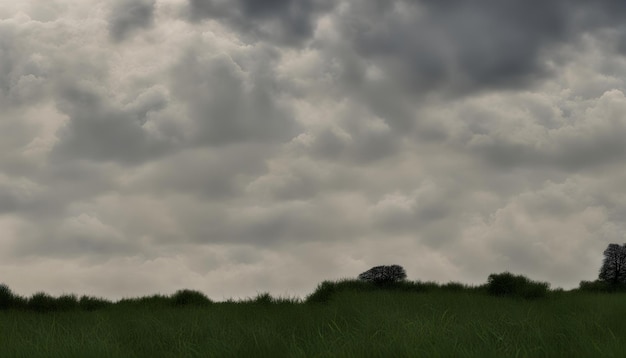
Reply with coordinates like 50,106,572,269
598,243,626,286
358,265,407,285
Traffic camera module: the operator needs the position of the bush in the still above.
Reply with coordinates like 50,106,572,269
577,280,626,293
486,272,550,299
28,292,58,313
0,284,15,310
606,282,626,293
12,295,27,310
56,294,79,311
170,289,212,307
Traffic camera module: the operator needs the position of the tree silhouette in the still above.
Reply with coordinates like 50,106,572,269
358,265,407,285
598,243,626,286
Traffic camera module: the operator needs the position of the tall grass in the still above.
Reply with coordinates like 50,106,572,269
0,276,623,357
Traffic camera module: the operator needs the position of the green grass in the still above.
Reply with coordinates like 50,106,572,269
1,280,626,357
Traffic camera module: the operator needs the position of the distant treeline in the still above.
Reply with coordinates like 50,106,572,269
0,243,623,313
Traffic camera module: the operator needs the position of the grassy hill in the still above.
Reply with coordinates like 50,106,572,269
0,275,625,357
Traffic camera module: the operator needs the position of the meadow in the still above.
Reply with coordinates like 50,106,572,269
1,275,626,357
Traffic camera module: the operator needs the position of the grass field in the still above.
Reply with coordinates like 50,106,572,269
1,277,626,357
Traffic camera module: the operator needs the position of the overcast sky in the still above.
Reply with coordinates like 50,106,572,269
2,0,626,302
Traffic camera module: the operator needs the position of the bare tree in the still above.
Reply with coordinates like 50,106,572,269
358,265,407,285
599,243,626,286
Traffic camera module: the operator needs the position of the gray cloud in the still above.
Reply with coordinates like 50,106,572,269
3,0,626,303
463,89,626,172
49,81,175,166
108,0,156,42
321,0,570,99
307,0,626,116
169,47,301,147
120,145,270,200
305,118,401,164
0,24,15,99
0,22,52,107
0,184,21,214
186,0,335,46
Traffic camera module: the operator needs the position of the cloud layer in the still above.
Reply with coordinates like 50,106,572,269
1,0,626,301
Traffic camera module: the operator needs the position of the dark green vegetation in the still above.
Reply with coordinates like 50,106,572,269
1,272,626,357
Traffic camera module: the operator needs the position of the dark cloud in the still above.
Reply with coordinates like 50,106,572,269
317,0,626,101
186,0,335,46
5,0,626,302
50,81,175,166
108,0,155,42
325,0,571,98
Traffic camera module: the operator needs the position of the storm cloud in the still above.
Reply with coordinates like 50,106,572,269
186,0,335,46
1,0,626,302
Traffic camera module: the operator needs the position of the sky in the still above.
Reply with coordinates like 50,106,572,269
2,0,626,302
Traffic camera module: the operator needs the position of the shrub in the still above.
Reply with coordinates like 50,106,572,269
28,292,57,313
607,282,626,293
12,295,28,310
486,272,550,299
358,265,407,285
56,294,79,311
579,280,597,292
0,284,15,310
577,280,626,293
171,289,212,307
